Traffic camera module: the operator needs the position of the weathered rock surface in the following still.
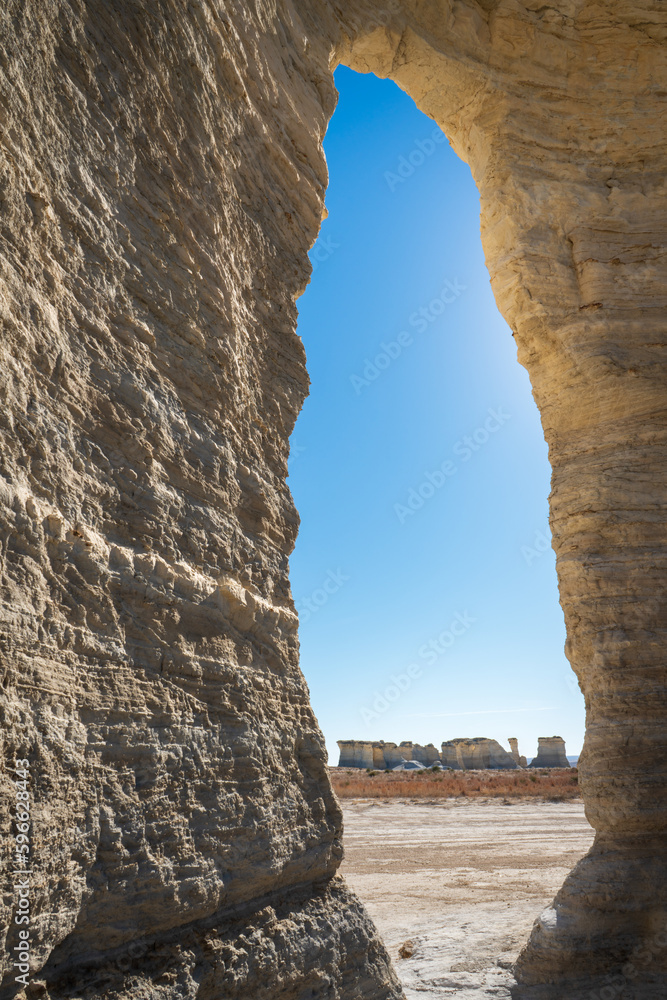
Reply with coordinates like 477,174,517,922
441,738,520,771
0,3,402,998
529,737,570,769
0,1,665,998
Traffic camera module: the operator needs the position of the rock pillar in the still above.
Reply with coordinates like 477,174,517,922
529,737,570,769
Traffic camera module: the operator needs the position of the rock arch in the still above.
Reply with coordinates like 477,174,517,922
0,2,664,999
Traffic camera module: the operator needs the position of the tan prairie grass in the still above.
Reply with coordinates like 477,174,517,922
329,766,581,801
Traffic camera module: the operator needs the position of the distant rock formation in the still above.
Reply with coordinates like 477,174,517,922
509,737,528,768
337,740,441,769
337,741,375,769
404,742,441,766
441,738,521,770
529,736,571,768
339,737,527,769
338,736,572,771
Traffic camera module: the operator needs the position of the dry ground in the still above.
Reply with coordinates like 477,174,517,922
339,796,594,999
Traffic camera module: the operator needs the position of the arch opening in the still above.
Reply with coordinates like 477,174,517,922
290,62,589,996
305,8,667,994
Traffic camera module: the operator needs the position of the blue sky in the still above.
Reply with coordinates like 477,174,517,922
288,67,585,766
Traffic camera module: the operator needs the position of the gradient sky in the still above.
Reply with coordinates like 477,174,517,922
288,67,585,766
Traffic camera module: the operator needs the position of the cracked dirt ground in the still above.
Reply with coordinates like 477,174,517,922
340,798,594,998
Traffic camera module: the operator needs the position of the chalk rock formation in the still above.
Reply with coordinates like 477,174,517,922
441,738,520,770
339,737,522,771
509,737,528,769
0,5,402,999
529,737,570,769
380,742,405,768
337,740,376,769
337,740,441,769
340,7,667,993
0,1,665,999
410,743,441,766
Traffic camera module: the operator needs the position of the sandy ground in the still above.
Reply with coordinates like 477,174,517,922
340,798,595,999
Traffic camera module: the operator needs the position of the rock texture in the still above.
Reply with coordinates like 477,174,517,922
338,5,667,993
0,1,665,999
0,3,402,999
529,737,570,769
441,738,520,771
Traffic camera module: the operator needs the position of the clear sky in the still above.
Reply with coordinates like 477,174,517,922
288,66,585,766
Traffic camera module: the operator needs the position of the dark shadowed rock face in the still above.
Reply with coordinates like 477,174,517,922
0,1,665,998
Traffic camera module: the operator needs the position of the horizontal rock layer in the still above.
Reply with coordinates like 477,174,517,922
0,2,401,998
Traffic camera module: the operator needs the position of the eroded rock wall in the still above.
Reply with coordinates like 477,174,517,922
529,737,570,769
0,1,665,998
410,743,441,766
0,2,401,998
336,740,441,768
339,3,667,991
441,738,520,770
337,740,375,768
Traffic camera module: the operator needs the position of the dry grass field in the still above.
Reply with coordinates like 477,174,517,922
329,765,580,800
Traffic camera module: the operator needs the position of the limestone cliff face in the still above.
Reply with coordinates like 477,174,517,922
337,740,441,768
0,1,665,999
410,743,441,766
529,737,570,769
337,740,376,769
441,738,520,770
0,3,401,998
